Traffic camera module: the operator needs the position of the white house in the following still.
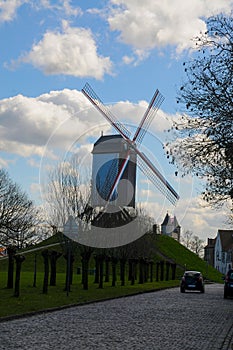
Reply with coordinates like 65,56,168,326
214,230,233,274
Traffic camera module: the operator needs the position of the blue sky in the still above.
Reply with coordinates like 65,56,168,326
0,0,233,241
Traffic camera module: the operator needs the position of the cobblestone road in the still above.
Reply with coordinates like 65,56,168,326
0,283,232,350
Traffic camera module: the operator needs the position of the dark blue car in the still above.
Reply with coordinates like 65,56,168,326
180,270,205,293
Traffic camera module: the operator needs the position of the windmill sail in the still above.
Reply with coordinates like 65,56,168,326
82,83,179,207
133,90,165,145
82,83,131,140
105,153,131,202
137,151,179,205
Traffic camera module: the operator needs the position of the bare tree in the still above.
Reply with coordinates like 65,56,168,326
181,230,204,257
44,155,91,229
0,169,38,248
181,230,194,251
44,155,94,291
190,235,205,258
167,13,233,210
136,203,155,232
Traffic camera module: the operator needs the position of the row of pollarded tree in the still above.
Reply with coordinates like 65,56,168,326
65,231,178,292
41,237,177,293
90,255,177,289
4,231,178,297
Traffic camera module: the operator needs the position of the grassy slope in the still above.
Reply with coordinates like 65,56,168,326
154,235,222,282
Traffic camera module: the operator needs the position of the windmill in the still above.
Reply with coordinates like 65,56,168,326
81,83,179,226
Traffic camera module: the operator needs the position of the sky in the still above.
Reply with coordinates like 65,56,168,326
0,0,233,243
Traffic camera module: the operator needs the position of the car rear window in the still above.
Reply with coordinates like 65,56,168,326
185,272,200,277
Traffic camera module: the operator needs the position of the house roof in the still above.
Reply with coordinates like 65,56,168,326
161,213,170,225
161,213,180,227
218,229,233,251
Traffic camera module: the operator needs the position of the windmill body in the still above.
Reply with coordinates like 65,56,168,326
92,134,137,208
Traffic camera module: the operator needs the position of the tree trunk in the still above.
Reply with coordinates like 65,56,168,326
96,255,104,289
105,257,110,282
156,262,160,282
120,259,126,286
49,251,62,286
131,260,135,285
94,255,100,284
134,259,138,280
33,253,37,288
7,246,17,289
166,262,170,281
171,263,176,280
150,261,154,282
160,261,164,281
81,257,88,290
42,250,50,294
14,255,25,297
145,260,149,282
81,250,92,290
64,249,74,293
139,258,144,284
111,257,118,287
129,258,137,285
128,259,132,281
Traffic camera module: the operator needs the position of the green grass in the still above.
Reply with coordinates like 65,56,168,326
0,271,179,319
0,233,223,319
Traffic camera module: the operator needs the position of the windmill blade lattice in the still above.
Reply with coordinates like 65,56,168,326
82,83,131,140
106,153,130,202
137,151,179,205
98,158,120,201
133,89,165,145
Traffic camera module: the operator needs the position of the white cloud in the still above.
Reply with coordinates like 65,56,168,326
0,89,111,158
111,100,175,141
139,188,154,199
39,0,82,17
140,193,229,243
29,182,41,194
0,87,182,176
176,195,230,241
122,55,134,65
108,0,233,54
0,157,11,168
27,158,41,168
16,21,113,79
0,0,27,22
62,0,81,17
0,0,81,23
